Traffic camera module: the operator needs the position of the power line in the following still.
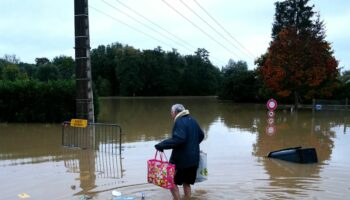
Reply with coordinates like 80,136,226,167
113,0,197,51
193,0,256,59
161,0,241,60
89,5,173,49
100,0,193,53
90,2,228,66
179,0,248,60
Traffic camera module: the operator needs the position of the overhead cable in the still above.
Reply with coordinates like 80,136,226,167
193,0,256,58
89,5,173,49
114,0,196,51
179,0,247,60
162,0,241,60
101,0,193,52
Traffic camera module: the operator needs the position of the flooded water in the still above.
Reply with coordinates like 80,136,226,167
1,97,350,200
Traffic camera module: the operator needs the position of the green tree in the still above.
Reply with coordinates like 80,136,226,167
1,55,24,80
162,49,185,95
35,57,59,82
96,76,112,96
272,0,314,39
0,58,9,79
91,44,220,96
116,46,143,96
139,47,168,95
91,44,120,96
219,60,260,101
2,64,21,81
195,48,210,64
36,64,59,82
18,63,36,78
52,55,75,79
35,57,50,66
181,49,220,95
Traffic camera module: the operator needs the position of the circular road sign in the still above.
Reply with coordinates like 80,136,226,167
266,98,278,111
268,111,275,118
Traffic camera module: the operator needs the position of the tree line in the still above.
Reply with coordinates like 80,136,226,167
91,44,267,102
91,45,221,96
0,55,76,122
1,0,350,122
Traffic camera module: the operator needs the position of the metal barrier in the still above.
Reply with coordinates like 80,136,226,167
63,149,123,179
313,98,349,111
62,121,122,154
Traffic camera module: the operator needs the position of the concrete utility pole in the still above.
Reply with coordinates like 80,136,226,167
74,0,94,122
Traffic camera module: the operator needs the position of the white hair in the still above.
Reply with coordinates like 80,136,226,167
171,104,185,114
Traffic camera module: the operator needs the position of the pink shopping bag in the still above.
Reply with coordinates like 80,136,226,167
147,151,175,189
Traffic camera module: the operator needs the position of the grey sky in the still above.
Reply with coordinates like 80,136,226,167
0,0,349,71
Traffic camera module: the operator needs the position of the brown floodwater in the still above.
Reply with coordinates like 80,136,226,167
1,97,350,200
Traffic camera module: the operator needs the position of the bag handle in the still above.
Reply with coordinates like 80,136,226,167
154,150,169,161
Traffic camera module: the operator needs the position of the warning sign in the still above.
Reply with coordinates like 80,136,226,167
266,98,277,111
18,193,31,199
70,119,88,128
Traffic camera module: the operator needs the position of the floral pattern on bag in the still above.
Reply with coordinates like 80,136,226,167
147,151,175,189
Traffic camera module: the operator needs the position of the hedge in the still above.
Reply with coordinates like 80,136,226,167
0,80,76,122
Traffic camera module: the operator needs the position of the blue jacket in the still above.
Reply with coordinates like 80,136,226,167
156,114,204,169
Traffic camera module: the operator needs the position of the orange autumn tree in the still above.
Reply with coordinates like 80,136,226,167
256,0,339,108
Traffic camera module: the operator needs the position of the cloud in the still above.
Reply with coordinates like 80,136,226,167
0,0,348,70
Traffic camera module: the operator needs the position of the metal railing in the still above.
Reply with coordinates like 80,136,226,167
313,98,349,112
62,121,122,154
63,149,123,179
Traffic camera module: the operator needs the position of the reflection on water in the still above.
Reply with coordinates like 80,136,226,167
63,148,123,196
98,97,220,142
0,123,124,199
1,97,350,199
253,111,335,162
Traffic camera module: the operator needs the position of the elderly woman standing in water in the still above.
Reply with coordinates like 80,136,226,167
155,104,205,200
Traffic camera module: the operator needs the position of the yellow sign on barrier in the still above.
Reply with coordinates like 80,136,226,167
70,119,88,128
18,193,31,199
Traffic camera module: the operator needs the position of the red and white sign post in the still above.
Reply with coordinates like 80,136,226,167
266,98,277,136
266,98,277,111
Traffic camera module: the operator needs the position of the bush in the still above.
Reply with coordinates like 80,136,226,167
0,80,76,122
